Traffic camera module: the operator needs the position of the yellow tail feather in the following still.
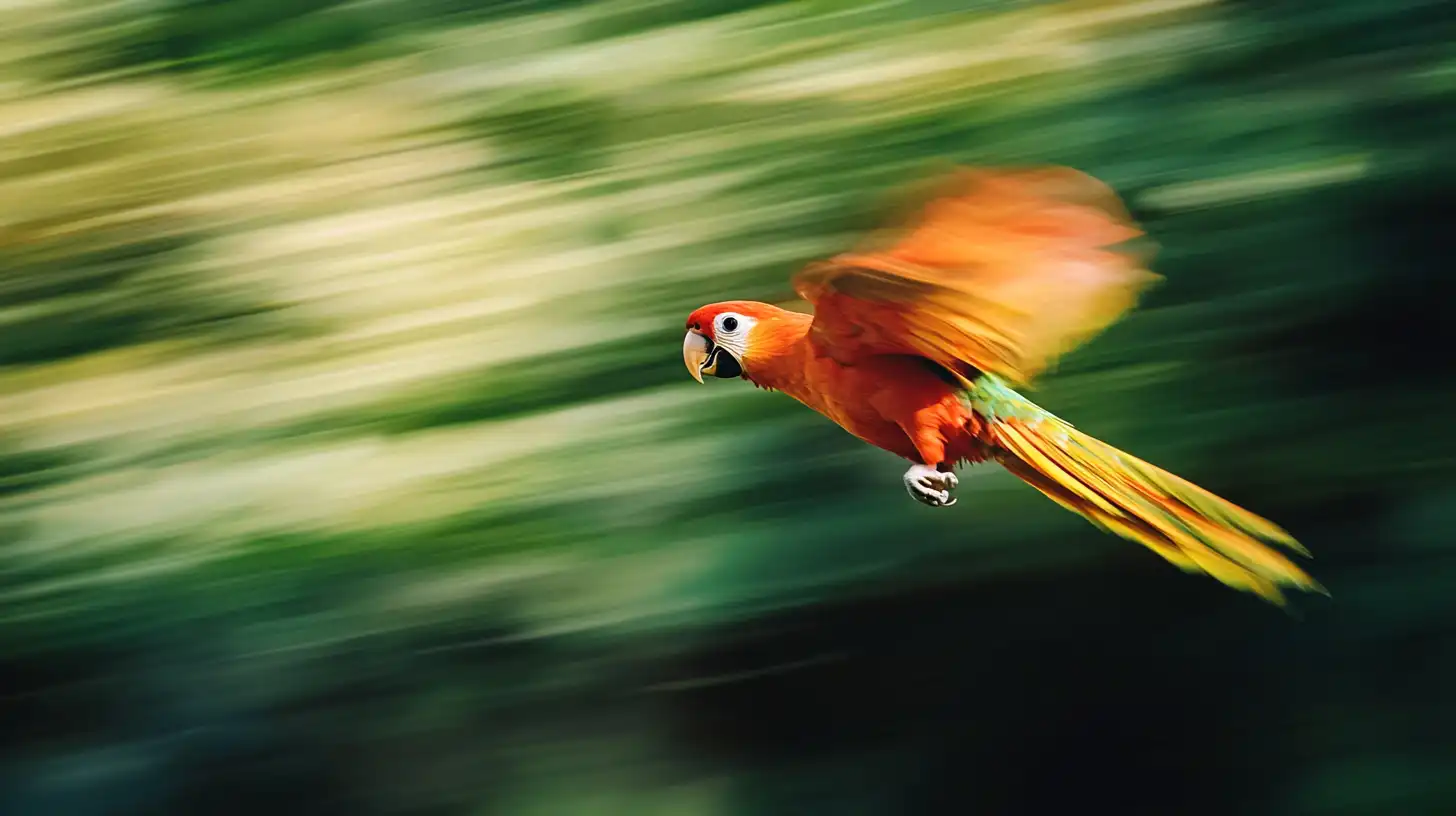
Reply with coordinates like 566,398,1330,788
992,416,1323,605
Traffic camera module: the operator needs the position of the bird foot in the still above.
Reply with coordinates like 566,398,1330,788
904,464,958,508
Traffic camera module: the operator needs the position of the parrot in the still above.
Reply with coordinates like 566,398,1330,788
681,166,1322,604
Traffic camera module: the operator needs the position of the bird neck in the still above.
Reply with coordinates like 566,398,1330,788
741,310,816,397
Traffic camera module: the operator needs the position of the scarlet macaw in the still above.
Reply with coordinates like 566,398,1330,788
682,167,1321,604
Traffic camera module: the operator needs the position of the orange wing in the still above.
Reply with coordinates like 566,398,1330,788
792,167,1159,386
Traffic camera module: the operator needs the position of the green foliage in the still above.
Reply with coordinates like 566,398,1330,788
1,0,1452,813
459,89,620,180
68,0,376,77
0,444,74,499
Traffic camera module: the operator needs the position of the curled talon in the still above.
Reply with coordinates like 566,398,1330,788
904,464,958,508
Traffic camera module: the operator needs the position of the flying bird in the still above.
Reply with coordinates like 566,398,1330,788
682,166,1322,604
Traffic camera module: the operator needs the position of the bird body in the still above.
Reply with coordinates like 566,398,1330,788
701,304,992,466
682,167,1322,604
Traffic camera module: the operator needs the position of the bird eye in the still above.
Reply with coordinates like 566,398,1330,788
721,316,739,333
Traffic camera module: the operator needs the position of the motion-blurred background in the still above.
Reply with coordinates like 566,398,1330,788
1,0,1452,813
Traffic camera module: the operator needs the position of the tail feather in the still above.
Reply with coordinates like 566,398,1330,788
992,415,1322,604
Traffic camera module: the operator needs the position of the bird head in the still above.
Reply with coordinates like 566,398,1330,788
682,300,787,383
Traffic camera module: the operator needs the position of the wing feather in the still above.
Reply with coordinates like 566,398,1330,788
792,167,1159,385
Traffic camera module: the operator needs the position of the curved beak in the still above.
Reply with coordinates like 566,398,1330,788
683,330,711,383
